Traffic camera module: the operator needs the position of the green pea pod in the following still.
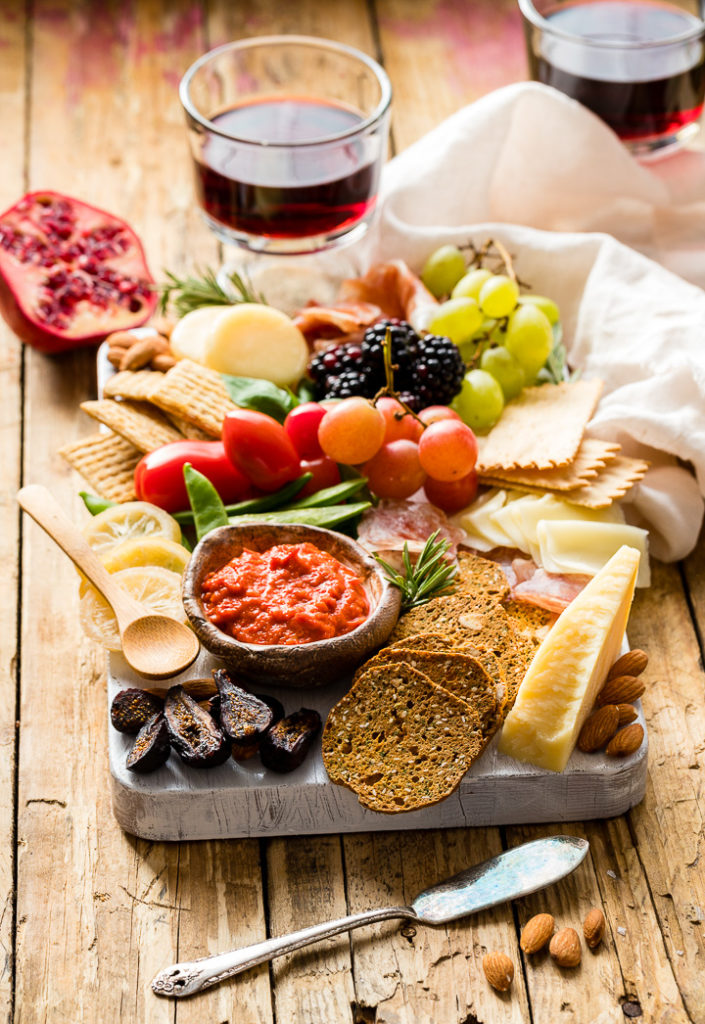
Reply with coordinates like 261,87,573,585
229,501,371,530
79,491,116,516
173,473,312,525
288,477,368,509
184,463,229,541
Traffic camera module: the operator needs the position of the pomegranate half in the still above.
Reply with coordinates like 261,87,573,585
0,191,158,354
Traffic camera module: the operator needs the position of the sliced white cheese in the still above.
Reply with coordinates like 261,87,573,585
537,520,650,587
452,489,514,550
515,494,625,562
498,544,640,772
491,495,536,554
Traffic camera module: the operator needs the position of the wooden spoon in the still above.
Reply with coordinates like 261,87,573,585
18,484,199,680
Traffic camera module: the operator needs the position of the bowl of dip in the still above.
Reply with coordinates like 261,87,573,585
182,522,401,686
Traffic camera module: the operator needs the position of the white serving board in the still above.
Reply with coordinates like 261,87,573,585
108,646,648,841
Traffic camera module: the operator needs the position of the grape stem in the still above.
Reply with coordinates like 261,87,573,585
371,327,425,426
460,237,531,289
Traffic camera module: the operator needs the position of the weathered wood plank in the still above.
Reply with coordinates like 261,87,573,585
0,4,26,1021
343,830,530,1024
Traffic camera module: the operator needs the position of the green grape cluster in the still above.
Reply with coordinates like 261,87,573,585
420,243,561,433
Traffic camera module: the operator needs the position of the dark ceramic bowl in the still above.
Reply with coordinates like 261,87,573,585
182,522,401,687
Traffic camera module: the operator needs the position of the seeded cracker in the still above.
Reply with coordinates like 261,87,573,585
149,359,237,437
80,399,183,453
560,455,650,508
103,369,164,402
59,431,140,502
322,663,485,813
475,379,603,472
480,438,621,491
502,599,557,644
456,550,510,601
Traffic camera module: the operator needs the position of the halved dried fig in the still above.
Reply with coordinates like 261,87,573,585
260,708,321,773
213,669,274,761
111,688,164,734
254,693,285,726
126,713,171,773
164,685,230,768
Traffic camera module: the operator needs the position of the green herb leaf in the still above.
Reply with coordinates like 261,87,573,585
79,491,116,516
374,530,458,612
183,463,228,541
536,321,572,386
296,378,315,404
221,374,299,423
228,502,371,530
158,266,266,318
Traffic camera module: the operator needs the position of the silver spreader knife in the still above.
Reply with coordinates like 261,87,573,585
151,834,588,998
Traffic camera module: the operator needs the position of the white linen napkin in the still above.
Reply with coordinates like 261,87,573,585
364,82,705,561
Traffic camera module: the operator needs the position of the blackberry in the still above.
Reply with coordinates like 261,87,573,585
360,319,420,385
323,367,377,400
410,334,465,406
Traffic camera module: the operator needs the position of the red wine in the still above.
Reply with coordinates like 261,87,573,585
191,97,380,239
527,1,705,140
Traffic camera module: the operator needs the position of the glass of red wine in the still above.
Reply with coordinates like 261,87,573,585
179,35,392,255
519,0,705,154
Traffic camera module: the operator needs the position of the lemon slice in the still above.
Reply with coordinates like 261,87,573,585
83,502,181,556
79,566,187,651
101,536,190,575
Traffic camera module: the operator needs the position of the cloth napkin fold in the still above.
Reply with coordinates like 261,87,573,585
363,82,705,562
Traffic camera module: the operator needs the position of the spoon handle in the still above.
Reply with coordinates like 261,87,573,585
151,905,413,998
17,484,143,628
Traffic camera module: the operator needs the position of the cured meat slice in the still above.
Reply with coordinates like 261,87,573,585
293,300,382,342
512,567,589,614
357,499,468,559
339,259,438,322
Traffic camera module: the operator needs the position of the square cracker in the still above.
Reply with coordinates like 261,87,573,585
80,399,183,453
59,431,140,502
561,455,649,508
103,369,164,402
475,379,604,472
150,359,237,438
480,438,620,491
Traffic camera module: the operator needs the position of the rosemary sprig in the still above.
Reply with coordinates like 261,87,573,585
158,267,266,317
373,530,458,612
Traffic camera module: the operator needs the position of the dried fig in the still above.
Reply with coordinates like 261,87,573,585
111,688,164,734
254,693,285,725
164,685,230,768
214,669,274,761
126,713,171,773
259,708,321,773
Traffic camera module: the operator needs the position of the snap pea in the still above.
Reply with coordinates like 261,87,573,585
228,501,371,530
184,464,228,541
288,477,368,509
173,473,312,525
79,491,116,516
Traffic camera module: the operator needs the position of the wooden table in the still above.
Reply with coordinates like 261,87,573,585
3,2,704,1021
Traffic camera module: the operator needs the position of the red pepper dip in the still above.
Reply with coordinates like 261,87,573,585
200,542,370,646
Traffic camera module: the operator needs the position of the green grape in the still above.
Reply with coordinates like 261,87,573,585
451,369,505,434
518,293,560,325
480,346,526,402
427,297,483,344
504,304,554,380
478,274,520,318
421,245,467,299
451,268,492,300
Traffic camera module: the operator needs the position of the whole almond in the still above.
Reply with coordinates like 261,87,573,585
596,674,645,707
607,649,648,680
520,913,554,953
577,706,619,753
583,908,606,949
605,723,644,757
105,329,142,348
549,927,581,967
106,346,124,367
482,951,514,991
150,353,177,372
119,336,166,371
616,703,638,726
150,315,175,339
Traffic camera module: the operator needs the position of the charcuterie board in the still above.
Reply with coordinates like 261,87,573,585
108,645,647,842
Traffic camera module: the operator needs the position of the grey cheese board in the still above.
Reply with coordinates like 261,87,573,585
108,644,647,842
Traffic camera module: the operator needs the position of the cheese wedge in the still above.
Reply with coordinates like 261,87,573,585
498,544,640,772
537,520,650,587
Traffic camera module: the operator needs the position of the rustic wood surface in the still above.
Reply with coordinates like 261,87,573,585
3,1,703,1022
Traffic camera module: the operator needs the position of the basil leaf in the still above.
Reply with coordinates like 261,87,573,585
537,322,568,386
221,374,299,423
296,377,315,404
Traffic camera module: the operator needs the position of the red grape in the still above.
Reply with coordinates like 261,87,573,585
424,470,478,513
363,440,426,499
318,397,385,465
376,396,423,443
418,405,461,427
418,419,478,482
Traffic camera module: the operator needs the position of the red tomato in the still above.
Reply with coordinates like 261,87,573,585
134,440,251,513
376,396,424,443
418,405,462,427
222,409,301,492
423,470,478,513
283,402,326,459
297,457,342,498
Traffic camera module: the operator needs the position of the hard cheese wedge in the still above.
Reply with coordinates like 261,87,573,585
497,544,641,772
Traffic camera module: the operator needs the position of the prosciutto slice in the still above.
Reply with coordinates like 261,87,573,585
293,300,382,342
339,259,438,322
357,500,468,559
511,562,589,613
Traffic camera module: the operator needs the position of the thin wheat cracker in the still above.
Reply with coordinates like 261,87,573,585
560,455,650,508
149,359,237,437
480,438,620,491
80,399,183,453
475,379,603,472
103,369,164,402
59,431,140,502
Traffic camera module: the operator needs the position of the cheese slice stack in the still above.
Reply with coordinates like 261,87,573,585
498,544,641,772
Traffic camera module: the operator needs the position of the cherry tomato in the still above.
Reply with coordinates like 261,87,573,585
222,409,301,492
297,457,342,498
423,470,478,513
418,405,462,428
376,396,424,443
134,440,252,513
283,402,327,459
363,440,426,500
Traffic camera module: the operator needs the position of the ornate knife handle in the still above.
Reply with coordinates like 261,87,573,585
151,905,414,998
